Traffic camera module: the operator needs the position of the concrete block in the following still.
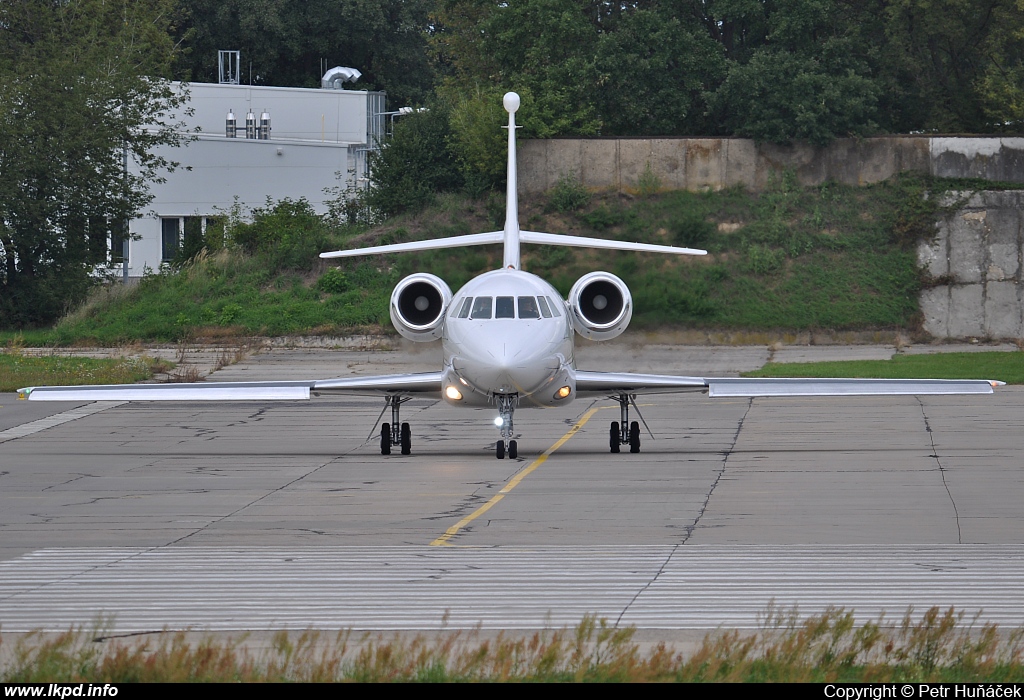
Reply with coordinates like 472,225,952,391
648,139,687,190
755,141,818,189
930,137,1024,183
578,140,613,190
892,137,931,175
919,286,949,339
518,140,550,194
617,139,657,191
949,211,987,283
983,281,1022,339
684,139,725,191
986,206,1019,280
722,139,757,190
947,284,985,338
918,222,948,279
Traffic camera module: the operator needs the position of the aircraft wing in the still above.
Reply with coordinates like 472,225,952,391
574,371,1000,399
19,373,445,402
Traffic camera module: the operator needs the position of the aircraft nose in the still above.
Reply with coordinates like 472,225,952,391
456,333,560,395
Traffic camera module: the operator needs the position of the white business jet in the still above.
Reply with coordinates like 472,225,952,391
20,92,1001,459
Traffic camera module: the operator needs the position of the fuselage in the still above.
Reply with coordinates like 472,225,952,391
441,269,576,409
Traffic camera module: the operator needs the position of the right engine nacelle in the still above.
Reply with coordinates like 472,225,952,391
390,273,452,342
568,271,632,341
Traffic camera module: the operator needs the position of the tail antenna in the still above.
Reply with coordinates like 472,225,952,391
502,92,521,270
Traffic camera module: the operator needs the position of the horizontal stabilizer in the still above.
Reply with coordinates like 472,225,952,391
706,378,998,397
521,231,706,256
320,232,503,259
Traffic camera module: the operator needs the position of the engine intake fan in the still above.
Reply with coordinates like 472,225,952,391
390,273,452,342
568,271,632,341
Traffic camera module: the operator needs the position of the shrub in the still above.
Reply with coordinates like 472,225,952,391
315,268,349,294
548,173,591,213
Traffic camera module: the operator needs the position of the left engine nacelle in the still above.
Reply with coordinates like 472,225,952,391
390,273,453,342
568,271,632,341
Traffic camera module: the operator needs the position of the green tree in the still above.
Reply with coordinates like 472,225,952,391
0,0,188,327
593,9,727,135
174,0,435,106
365,105,463,216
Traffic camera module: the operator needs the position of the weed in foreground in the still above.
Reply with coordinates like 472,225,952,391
3,608,1024,682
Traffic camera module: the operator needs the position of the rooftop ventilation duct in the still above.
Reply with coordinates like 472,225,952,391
321,66,362,89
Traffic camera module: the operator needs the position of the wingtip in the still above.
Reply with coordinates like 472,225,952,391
990,380,1007,388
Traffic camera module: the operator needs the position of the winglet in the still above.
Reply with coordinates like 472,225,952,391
503,92,521,270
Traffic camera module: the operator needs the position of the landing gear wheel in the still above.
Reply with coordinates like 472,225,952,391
496,440,505,460
508,440,518,459
629,421,641,453
400,422,411,455
380,423,391,455
610,421,620,453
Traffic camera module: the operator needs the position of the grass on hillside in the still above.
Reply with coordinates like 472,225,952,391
4,607,1024,682
0,353,166,392
744,351,1024,384
3,173,1004,345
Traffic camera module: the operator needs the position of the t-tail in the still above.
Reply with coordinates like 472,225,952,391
320,92,708,266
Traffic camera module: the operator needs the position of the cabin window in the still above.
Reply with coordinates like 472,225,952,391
470,296,492,319
518,296,540,319
495,296,515,318
537,296,552,318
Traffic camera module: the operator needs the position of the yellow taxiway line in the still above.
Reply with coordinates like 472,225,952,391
429,405,605,546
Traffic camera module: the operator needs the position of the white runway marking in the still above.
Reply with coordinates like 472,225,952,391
0,401,125,443
2,546,1023,632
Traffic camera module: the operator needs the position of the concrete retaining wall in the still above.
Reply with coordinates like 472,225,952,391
919,191,1024,340
518,136,1024,194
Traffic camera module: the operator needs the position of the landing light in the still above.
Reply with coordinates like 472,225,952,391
445,386,463,401
494,416,504,427
554,386,571,400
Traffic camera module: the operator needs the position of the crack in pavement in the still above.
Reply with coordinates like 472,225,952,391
918,398,962,544
614,398,753,628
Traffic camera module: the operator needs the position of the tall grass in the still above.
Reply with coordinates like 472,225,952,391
3,608,1023,682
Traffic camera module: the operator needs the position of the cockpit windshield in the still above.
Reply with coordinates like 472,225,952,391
518,296,540,318
454,295,560,320
495,296,515,318
470,296,492,319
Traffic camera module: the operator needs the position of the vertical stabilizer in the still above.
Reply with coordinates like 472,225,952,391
502,92,521,269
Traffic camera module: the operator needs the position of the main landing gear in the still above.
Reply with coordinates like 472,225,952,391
380,395,412,455
495,393,518,459
609,394,641,454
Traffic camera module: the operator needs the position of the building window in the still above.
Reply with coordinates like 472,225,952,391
161,218,180,262
110,219,128,263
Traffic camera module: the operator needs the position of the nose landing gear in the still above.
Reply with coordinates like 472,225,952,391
495,393,519,459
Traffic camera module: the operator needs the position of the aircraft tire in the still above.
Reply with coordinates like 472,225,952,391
380,423,391,455
400,422,411,455
610,421,620,453
508,440,518,459
496,440,505,459
629,421,640,453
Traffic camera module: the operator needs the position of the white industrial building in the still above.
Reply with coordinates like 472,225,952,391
115,76,385,276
